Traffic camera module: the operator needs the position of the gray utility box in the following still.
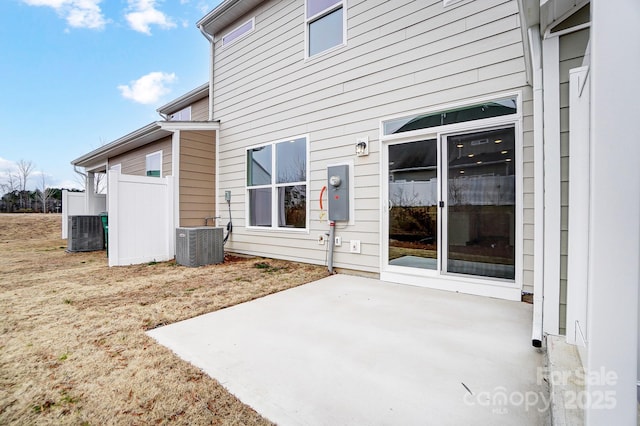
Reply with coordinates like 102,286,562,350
67,215,104,252
175,227,224,267
327,164,350,221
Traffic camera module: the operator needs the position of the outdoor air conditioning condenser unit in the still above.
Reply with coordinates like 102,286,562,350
67,215,104,252
175,227,224,267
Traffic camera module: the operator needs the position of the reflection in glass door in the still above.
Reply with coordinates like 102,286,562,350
445,127,515,279
388,139,438,270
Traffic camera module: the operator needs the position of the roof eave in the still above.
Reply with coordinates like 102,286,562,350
71,122,167,168
197,0,263,37
156,82,209,115
72,121,221,169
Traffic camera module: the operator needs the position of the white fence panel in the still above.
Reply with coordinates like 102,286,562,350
566,66,590,357
93,194,107,215
61,190,107,239
108,171,174,266
62,190,89,239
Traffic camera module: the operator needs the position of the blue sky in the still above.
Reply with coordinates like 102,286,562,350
0,0,221,191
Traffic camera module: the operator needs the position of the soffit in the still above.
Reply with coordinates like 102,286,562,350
197,0,264,37
540,0,590,34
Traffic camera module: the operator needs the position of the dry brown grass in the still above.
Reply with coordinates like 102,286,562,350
0,214,328,425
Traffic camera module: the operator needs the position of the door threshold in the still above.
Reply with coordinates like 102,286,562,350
380,271,521,301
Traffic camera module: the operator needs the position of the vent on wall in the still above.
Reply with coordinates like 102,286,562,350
67,216,104,252
175,227,224,267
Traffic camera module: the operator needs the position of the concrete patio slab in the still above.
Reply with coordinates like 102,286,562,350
148,275,549,425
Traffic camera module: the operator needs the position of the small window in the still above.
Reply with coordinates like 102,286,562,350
146,151,162,177
222,18,255,47
306,0,345,57
169,106,191,121
247,137,308,229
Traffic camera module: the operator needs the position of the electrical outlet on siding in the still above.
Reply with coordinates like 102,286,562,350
350,240,361,253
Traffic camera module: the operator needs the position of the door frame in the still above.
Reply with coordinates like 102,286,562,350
379,92,523,301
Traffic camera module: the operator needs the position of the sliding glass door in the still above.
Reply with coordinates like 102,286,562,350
444,127,515,279
386,127,516,281
388,139,438,270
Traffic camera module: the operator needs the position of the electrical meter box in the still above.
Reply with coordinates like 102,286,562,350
327,164,349,221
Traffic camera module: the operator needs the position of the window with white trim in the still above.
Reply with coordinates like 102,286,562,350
169,106,191,121
222,18,255,47
306,0,345,57
247,136,308,229
146,151,162,177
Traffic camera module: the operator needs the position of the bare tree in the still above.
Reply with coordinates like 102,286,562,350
38,171,56,213
16,160,35,209
73,167,106,194
1,169,19,195
94,173,106,194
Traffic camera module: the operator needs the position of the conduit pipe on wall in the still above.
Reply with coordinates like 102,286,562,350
528,25,545,348
327,221,336,274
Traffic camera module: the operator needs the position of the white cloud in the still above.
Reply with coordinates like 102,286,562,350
22,0,67,7
54,178,84,191
0,157,17,173
117,71,176,105
197,1,212,14
0,158,18,188
22,0,107,30
125,0,176,35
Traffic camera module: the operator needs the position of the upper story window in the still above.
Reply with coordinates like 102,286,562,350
246,136,308,229
146,151,162,177
222,18,255,47
306,0,345,57
169,106,191,121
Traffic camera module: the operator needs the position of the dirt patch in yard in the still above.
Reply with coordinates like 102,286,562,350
0,214,328,425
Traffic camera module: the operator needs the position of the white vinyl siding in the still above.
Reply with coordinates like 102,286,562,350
213,0,533,288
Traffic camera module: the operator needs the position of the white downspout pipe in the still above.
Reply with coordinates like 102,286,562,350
198,24,219,231
199,24,215,121
528,25,545,347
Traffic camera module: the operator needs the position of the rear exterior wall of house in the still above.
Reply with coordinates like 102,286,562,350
179,130,217,227
190,97,210,121
212,0,535,293
108,137,173,177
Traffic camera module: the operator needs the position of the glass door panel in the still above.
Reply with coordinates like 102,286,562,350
445,128,516,279
388,139,438,270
